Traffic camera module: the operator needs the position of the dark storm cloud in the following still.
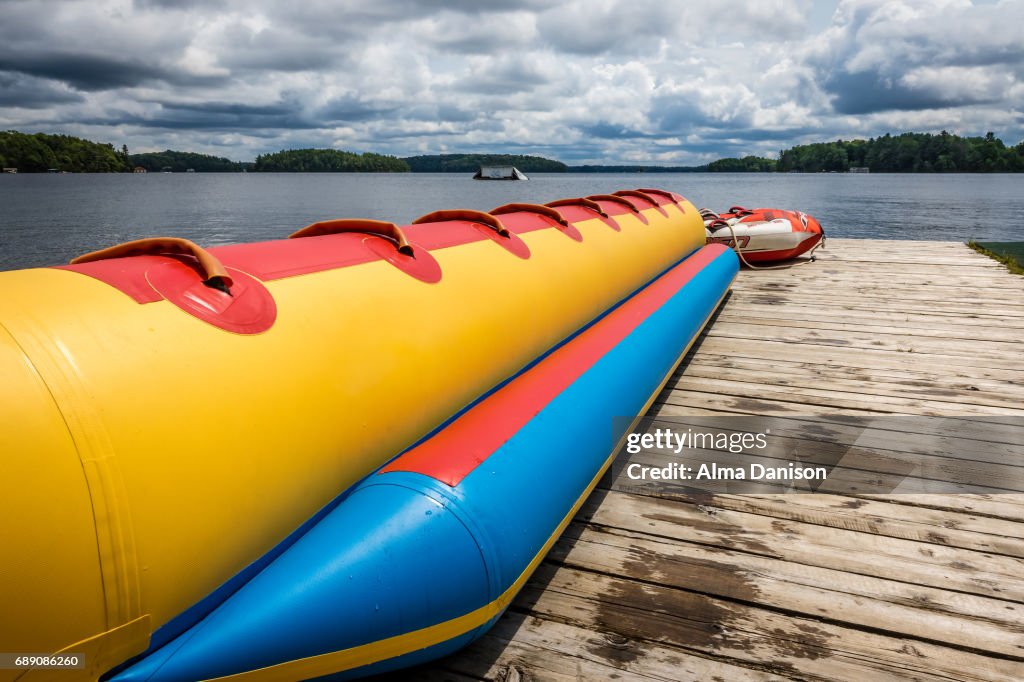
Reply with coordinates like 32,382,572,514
0,72,84,108
824,70,996,115
159,101,294,116
0,52,166,91
89,96,401,132
92,105,317,131
0,50,225,91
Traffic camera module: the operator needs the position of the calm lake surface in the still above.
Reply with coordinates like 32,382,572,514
1,172,1021,270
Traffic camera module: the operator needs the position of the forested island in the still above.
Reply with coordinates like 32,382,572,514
3,129,1024,173
706,156,779,172
404,154,565,172
254,149,409,172
130,150,242,172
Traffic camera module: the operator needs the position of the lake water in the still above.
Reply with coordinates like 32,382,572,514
1,172,1021,270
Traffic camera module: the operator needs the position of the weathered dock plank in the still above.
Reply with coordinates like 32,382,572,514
397,239,1024,681
581,492,1024,601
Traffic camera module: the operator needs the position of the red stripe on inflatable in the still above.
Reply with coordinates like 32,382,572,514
381,244,728,486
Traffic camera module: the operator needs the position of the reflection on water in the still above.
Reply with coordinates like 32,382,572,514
0,172,1021,270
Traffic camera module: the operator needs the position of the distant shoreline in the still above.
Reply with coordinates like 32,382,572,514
3,130,1022,174
5,167,1022,174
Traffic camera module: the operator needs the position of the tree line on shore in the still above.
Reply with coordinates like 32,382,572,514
253,148,409,172
705,132,1024,173
404,153,566,172
776,132,1024,173
0,132,249,173
3,129,1024,173
706,156,779,172
0,131,130,172
131,150,243,172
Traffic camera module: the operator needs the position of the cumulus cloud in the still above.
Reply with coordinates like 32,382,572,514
0,0,1021,163
810,0,1024,115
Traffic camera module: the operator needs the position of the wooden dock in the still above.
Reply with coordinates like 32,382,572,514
402,239,1024,681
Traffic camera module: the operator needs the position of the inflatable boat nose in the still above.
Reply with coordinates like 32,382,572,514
111,481,491,681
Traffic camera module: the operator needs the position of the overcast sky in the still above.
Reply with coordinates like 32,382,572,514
1,0,1021,164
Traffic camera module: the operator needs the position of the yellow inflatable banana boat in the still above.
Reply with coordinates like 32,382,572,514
0,189,706,679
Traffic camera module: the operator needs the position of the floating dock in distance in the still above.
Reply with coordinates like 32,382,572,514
473,165,529,180
409,238,1024,682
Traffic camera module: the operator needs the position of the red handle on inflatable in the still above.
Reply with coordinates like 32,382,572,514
636,188,681,204
587,194,641,213
70,237,234,291
613,190,667,216
412,209,510,237
289,219,414,256
545,197,610,218
612,190,657,206
490,203,569,227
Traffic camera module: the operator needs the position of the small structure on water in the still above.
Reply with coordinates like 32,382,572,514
473,165,528,181
849,166,870,173
3,167,17,174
